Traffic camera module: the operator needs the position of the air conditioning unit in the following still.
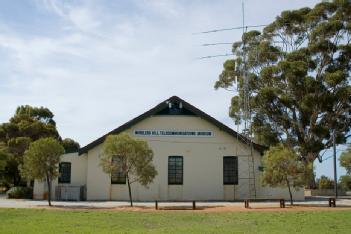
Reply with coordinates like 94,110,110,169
55,186,86,201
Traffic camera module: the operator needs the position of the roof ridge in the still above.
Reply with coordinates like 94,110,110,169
78,96,266,154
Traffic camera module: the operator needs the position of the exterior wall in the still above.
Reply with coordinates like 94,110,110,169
305,189,346,196
84,115,304,201
33,115,305,201
33,152,87,200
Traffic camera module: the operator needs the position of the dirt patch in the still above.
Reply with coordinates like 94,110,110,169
33,204,351,213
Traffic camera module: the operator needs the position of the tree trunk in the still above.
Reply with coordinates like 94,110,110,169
303,161,316,189
46,176,52,206
14,174,20,186
286,179,293,206
126,174,133,207
109,173,112,201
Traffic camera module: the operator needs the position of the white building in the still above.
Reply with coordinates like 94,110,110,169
34,96,304,201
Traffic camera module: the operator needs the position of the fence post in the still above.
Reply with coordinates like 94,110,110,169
155,201,158,210
193,201,196,210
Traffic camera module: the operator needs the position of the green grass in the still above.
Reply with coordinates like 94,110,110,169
0,208,350,234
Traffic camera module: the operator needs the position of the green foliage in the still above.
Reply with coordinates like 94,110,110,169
215,0,351,172
262,144,305,187
262,144,304,204
339,146,351,174
0,144,8,171
21,138,64,181
0,105,79,188
0,145,9,187
316,175,335,189
0,106,60,186
6,186,33,199
339,175,351,191
21,137,64,205
61,138,80,153
100,133,157,206
2,105,60,142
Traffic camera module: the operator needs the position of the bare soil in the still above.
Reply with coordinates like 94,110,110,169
37,204,351,213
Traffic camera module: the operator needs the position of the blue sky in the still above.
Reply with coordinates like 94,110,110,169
0,0,348,179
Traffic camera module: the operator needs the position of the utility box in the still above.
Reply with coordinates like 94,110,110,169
55,186,86,201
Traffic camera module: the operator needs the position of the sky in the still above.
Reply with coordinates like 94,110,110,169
0,0,348,179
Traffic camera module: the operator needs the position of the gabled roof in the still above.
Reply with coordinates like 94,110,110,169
79,96,266,154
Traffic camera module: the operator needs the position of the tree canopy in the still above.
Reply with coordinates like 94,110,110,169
21,137,64,206
316,175,335,189
339,175,351,191
0,105,79,187
61,138,80,153
339,146,351,174
100,133,157,206
339,146,351,190
0,106,60,186
0,144,8,186
261,144,304,205
215,1,351,186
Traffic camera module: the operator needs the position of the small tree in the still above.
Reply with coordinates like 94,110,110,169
339,146,351,175
316,175,335,189
339,146,351,191
21,137,64,206
100,133,157,206
262,144,304,205
339,175,351,191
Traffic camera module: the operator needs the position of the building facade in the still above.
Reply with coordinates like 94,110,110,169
34,96,304,201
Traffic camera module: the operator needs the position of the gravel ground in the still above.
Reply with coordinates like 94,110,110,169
1,194,351,210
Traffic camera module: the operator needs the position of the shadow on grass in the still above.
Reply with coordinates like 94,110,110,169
157,206,224,211
293,204,351,208
36,204,227,211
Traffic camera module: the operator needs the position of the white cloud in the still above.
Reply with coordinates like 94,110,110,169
3,0,343,178
1,0,321,147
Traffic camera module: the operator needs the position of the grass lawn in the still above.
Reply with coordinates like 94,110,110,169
0,208,350,234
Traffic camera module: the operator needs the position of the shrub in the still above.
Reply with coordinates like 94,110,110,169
6,187,33,199
339,175,351,191
316,175,335,189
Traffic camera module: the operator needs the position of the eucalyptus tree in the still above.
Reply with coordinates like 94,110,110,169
216,0,351,187
0,106,60,186
0,106,80,187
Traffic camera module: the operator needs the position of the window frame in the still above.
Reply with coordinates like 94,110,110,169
111,155,126,185
58,162,71,184
223,156,238,185
168,156,183,185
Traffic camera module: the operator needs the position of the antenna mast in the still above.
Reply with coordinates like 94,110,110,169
240,1,256,200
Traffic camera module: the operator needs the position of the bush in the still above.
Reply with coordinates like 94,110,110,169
316,175,335,189
339,175,351,191
0,187,6,194
6,187,33,199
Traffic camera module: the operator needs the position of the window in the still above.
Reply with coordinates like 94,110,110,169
111,156,126,184
168,156,183,185
58,162,71,184
223,156,238,185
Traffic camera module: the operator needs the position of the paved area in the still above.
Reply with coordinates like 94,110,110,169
1,194,351,209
